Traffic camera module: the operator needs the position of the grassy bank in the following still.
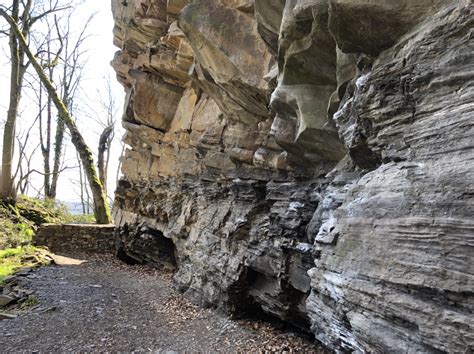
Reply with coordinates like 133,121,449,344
0,246,51,284
0,196,95,249
0,196,94,282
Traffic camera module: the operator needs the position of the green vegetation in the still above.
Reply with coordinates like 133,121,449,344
0,196,58,249
0,195,95,249
65,213,96,224
0,247,26,258
20,295,39,309
0,218,35,249
15,196,68,225
0,196,95,283
0,246,50,284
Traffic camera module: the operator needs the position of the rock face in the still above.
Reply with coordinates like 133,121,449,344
111,0,473,351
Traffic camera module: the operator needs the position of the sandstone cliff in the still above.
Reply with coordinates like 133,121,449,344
111,1,473,351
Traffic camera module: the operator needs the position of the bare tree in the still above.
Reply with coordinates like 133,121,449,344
52,13,92,199
0,7,112,223
75,150,91,215
0,0,66,201
13,117,39,195
96,77,118,197
98,124,114,196
36,10,93,200
1,0,32,200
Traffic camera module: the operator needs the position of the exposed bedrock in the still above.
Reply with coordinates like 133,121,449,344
111,0,473,351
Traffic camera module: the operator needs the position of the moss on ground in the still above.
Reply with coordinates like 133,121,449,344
0,246,51,284
0,196,94,282
0,195,95,249
20,295,39,309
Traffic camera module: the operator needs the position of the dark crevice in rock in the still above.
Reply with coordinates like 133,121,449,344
115,226,177,270
348,137,382,170
227,267,313,337
111,1,474,352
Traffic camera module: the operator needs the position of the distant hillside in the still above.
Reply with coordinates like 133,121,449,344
60,201,89,215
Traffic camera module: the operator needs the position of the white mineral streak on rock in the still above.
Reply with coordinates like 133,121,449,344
111,0,473,351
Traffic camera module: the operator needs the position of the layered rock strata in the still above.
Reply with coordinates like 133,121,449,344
111,0,473,351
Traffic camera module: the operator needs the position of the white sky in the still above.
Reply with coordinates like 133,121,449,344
0,0,125,205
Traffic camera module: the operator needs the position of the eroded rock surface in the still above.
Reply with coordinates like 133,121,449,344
111,0,473,351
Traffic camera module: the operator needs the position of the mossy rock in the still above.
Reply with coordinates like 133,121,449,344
0,196,70,249
15,196,63,225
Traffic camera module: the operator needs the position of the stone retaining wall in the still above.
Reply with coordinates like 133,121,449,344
34,224,115,253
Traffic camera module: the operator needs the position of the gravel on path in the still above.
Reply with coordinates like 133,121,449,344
0,253,325,352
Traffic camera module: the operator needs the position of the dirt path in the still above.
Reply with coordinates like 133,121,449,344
0,254,324,352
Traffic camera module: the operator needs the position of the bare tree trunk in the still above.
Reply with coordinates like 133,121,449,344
49,13,91,200
44,61,54,197
17,142,38,195
1,0,44,201
50,118,65,199
98,125,113,196
41,15,64,199
13,112,38,196
40,82,53,198
1,9,111,224
76,151,86,214
85,180,91,215
1,0,21,201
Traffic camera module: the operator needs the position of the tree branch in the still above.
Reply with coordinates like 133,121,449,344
0,7,112,223
29,6,70,26
18,165,77,183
